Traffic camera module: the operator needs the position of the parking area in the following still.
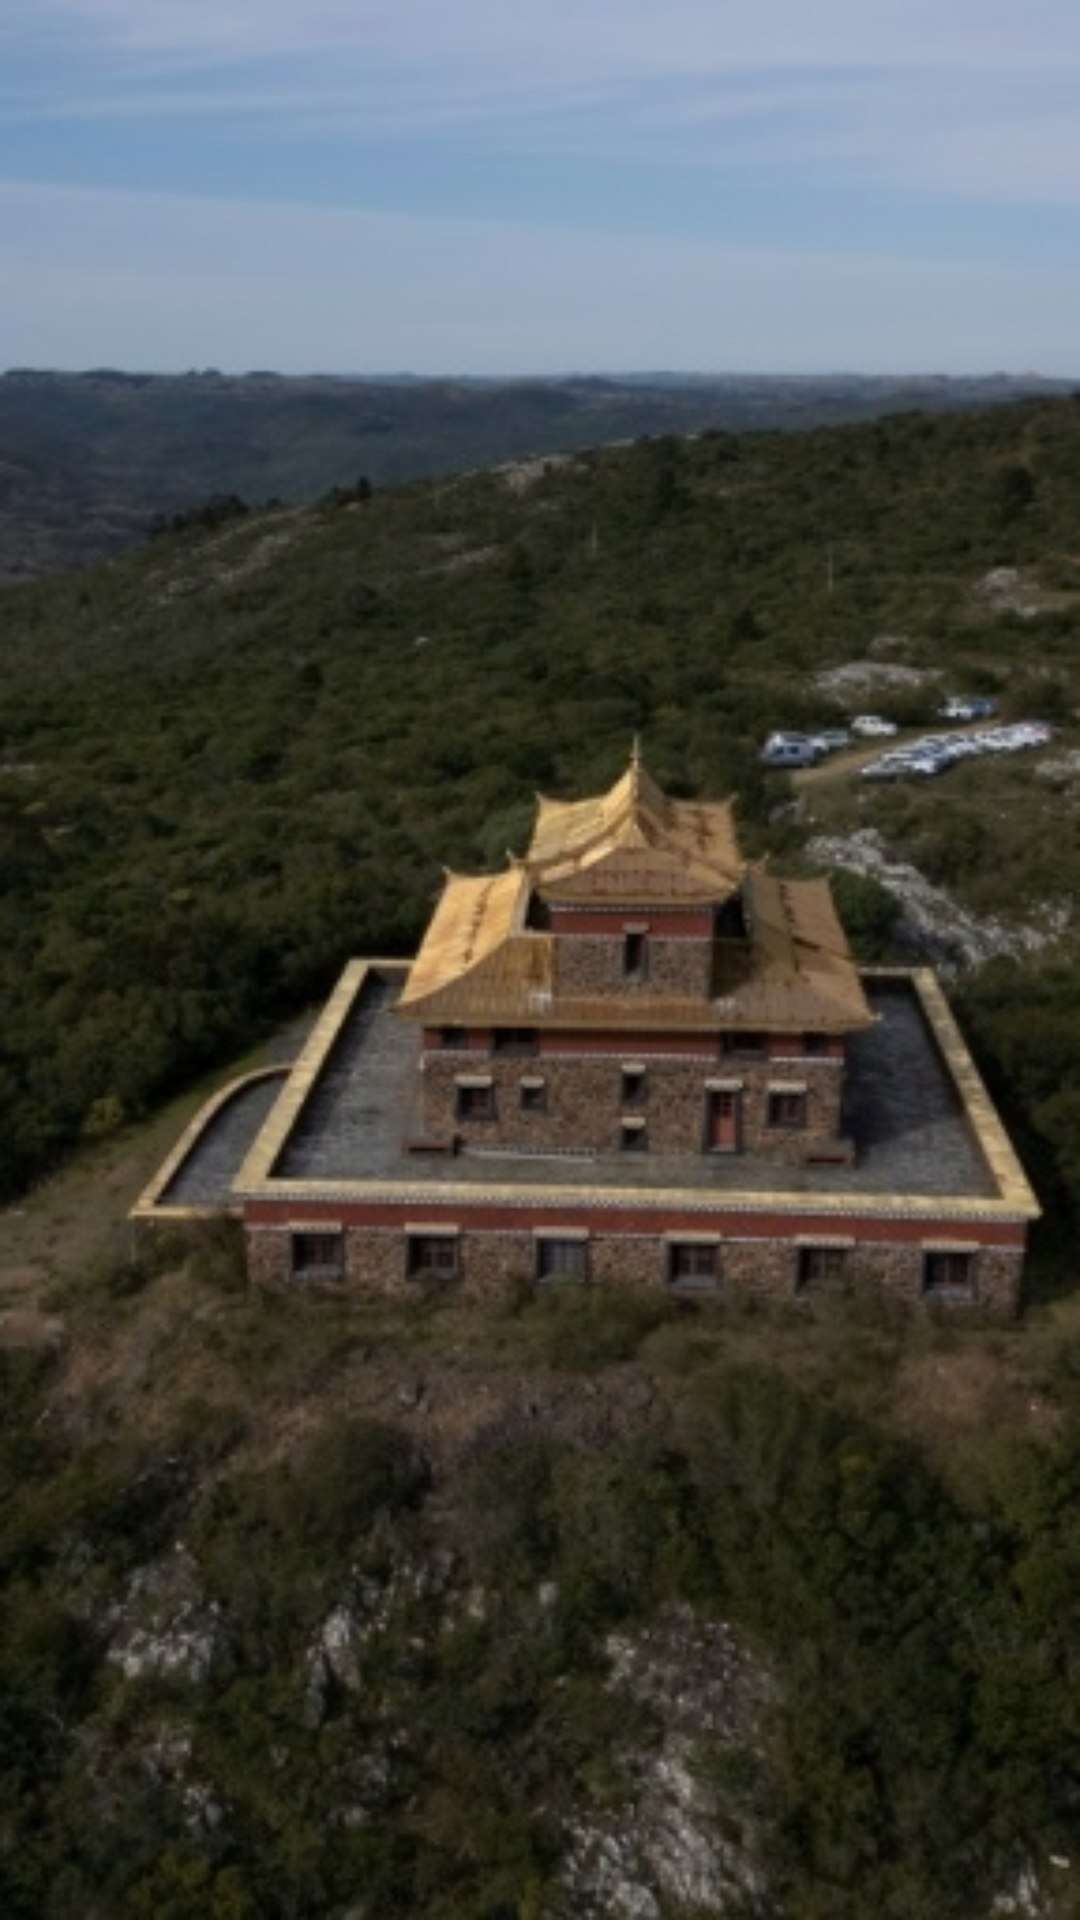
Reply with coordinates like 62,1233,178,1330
859,721,1052,783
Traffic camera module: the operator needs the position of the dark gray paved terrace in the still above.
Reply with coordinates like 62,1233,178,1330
270,970,996,1199
162,1074,289,1207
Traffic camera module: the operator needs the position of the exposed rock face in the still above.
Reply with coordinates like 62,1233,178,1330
303,1550,458,1727
140,1720,223,1833
808,827,1070,970
1035,750,1080,787
975,567,1041,618
815,660,939,696
105,1545,223,1685
558,1605,776,1919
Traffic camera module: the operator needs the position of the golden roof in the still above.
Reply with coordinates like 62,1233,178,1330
527,748,743,903
397,754,872,1032
398,866,550,1014
729,867,873,1030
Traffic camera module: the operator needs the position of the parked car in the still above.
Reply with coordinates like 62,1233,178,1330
810,728,851,754
941,695,997,722
760,731,820,769
851,714,899,738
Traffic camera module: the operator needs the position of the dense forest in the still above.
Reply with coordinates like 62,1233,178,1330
4,395,1080,1915
0,366,1066,578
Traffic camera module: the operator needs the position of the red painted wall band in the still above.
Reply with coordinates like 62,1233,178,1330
549,909,713,936
245,1197,1024,1248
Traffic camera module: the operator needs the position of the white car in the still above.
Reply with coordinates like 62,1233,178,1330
760,731,820,769
810,728,851,754
851,714,899,739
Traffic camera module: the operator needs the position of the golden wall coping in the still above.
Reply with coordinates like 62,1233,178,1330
232,959,409,1194
130,1064,290,1221
225,958,1038,1227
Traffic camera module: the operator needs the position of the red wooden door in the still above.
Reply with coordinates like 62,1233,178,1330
708,1091,740,1152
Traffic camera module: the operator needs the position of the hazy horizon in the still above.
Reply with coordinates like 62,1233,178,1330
0,363,1073,384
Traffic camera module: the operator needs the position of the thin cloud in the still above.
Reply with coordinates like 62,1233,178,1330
21,0,1080,73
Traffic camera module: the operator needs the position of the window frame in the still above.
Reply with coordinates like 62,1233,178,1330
406,1233,460,1282
668,1241,720,1289
767,1090,807,1130
622,930,648,980
535,1237,588,1285
796,1244,849,1291
492,1027,539,1056
620,1066,647,1105
923,1250,976,1300
721,1030,766,1058
520,1078,547,1113
619,1118,648,1152
290,1231,344,1280
455,1081,495,1122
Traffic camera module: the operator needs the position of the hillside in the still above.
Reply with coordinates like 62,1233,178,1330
0,367,1067,579
2,391,1080,1226
5,393,1080,1917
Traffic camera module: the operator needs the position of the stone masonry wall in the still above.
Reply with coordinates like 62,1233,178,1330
420,1050,844,1162
247,1229,291,1289
554,935,713,999
247,1224,1023,1316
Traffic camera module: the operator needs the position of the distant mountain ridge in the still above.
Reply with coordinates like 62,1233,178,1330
0,367,1070,580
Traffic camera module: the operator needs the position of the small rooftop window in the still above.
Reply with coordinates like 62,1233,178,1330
622,931,648,980
493,1028,538,1055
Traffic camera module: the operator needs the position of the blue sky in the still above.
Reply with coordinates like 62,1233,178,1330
3,0,1080,374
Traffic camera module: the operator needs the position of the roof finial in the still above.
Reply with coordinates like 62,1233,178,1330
631,732,642,770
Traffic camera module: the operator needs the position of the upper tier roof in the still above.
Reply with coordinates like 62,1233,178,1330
398,751,873,1032
526,748,743,903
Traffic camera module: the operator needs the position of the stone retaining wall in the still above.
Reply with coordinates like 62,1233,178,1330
245,1225,1023,1315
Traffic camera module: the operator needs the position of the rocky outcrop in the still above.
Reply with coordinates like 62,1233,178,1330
104,1544,224,1685
808,828,1070,970
558,1605,776,1919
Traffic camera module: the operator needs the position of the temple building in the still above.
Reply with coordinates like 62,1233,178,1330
397,745,871,1165
134,750,1039,1314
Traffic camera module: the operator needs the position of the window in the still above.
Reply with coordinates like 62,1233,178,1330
622,931,648,979
621,1067,647,1105
668,1242,719,1289
493,1027,538,1055
923,1251,975,1299
290,1232,343,1279
407,1235,459,1281
715,894,747,940
520,1079,546,1112
440,1026,467,1049
536,1238,587,1284
456,1082,494,1121
722,1031,766,1057
803,1032,830,1056
797,1245,848,1291
768,1091,806,1129
620,1120,648,1152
